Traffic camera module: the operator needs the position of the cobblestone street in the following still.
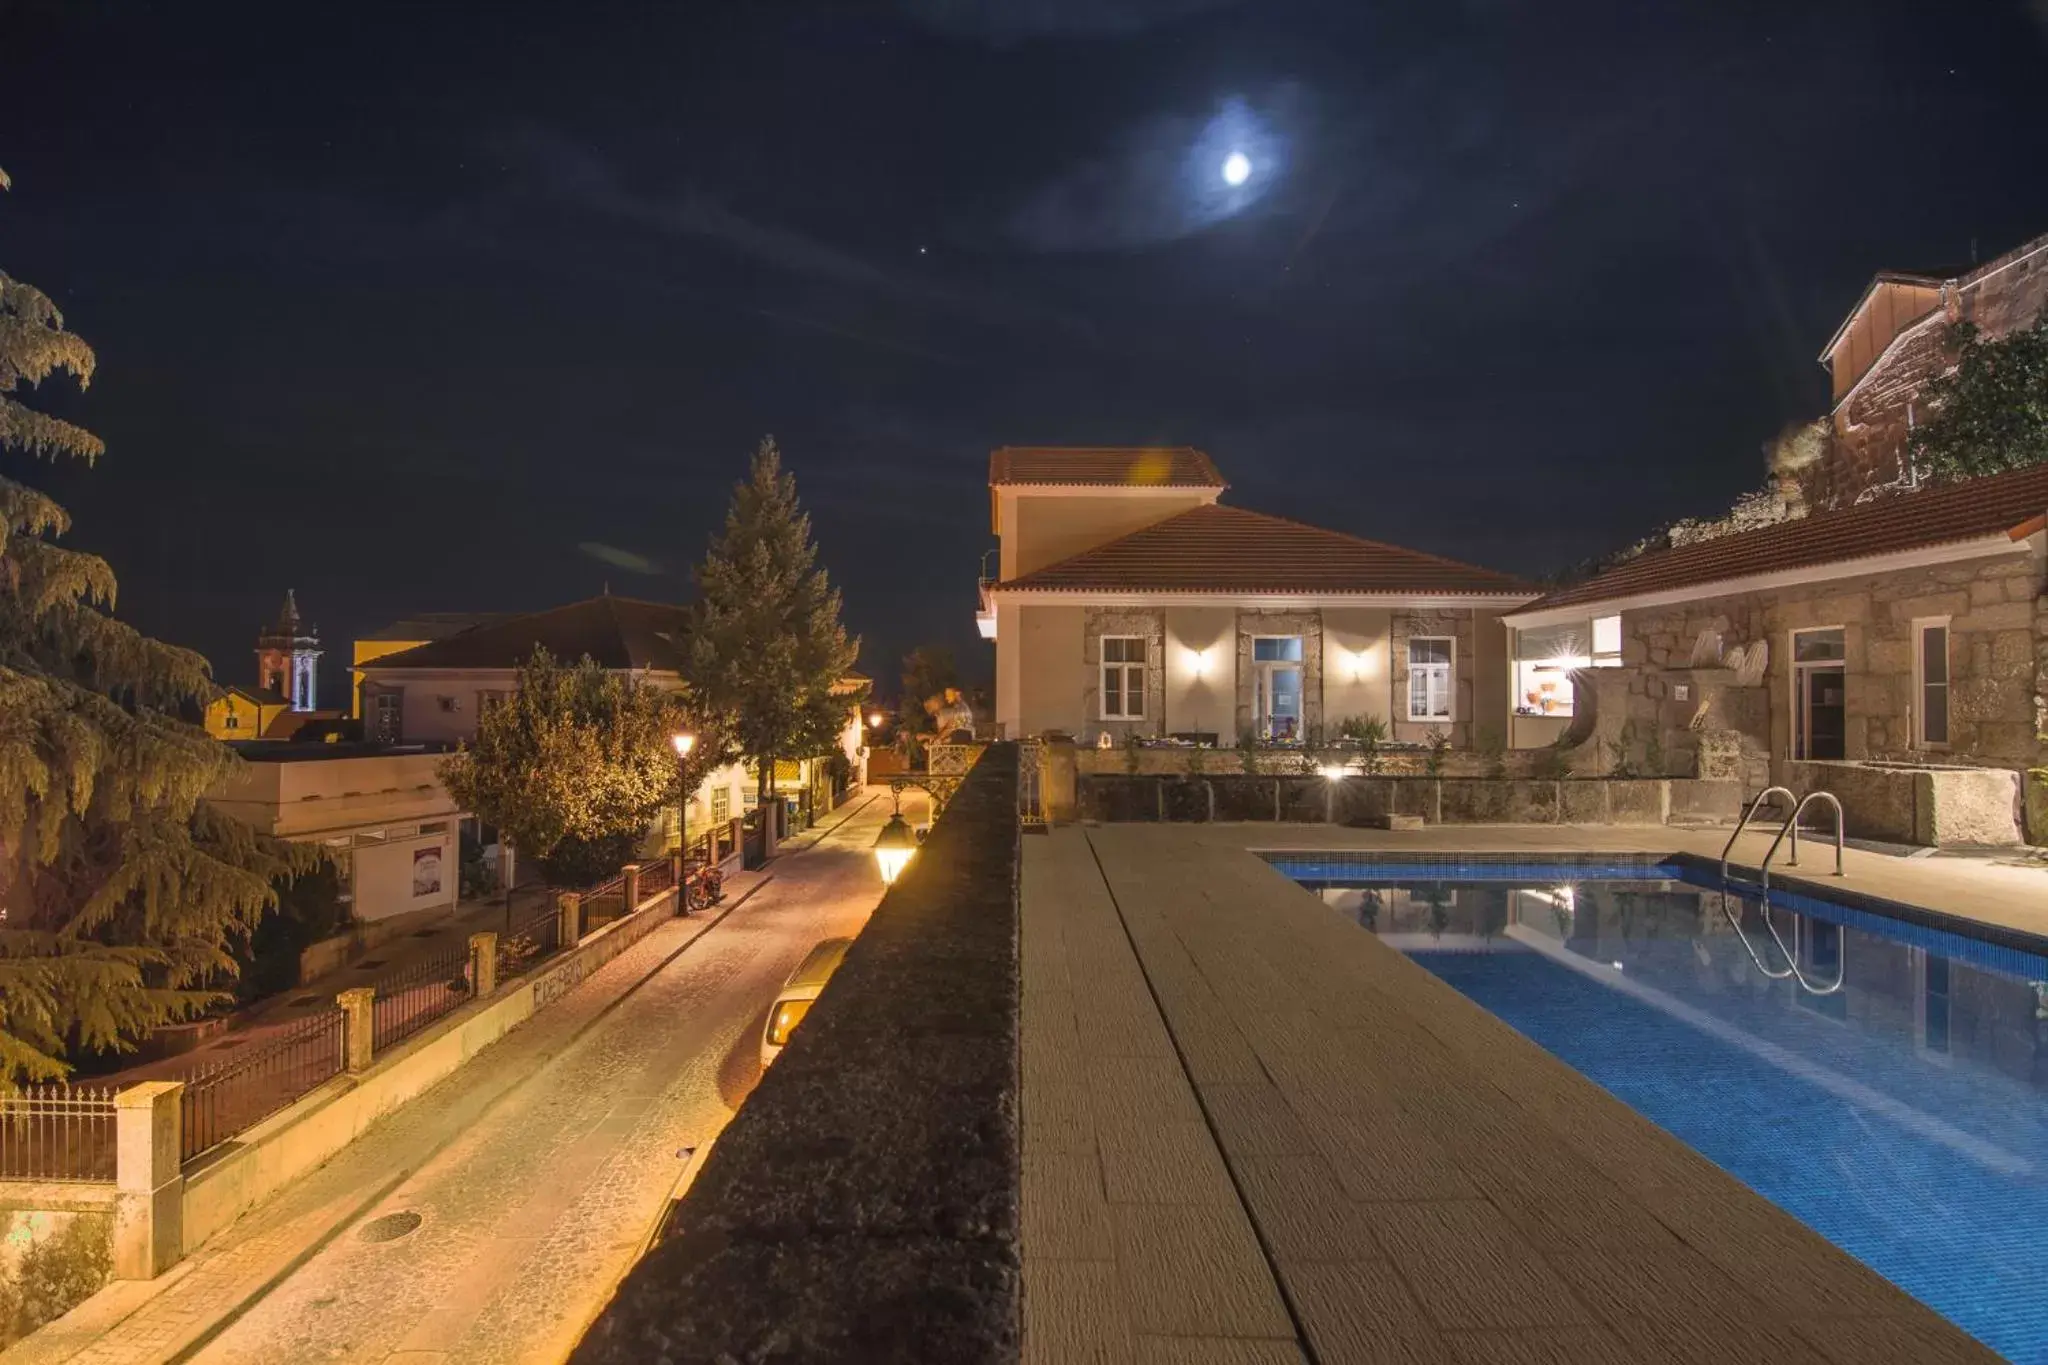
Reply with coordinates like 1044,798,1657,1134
34,795,892,1365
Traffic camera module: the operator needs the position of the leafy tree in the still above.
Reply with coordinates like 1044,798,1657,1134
438,647,721,885
683,438,859,813
1,172,305,1081
1910,318,2048,482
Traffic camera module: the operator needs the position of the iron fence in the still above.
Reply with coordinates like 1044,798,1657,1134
636,859,675,905
580,871,629,931
0,1085,118,1183
180,1009,345,1163
370,942,475,1053
501,900,566,978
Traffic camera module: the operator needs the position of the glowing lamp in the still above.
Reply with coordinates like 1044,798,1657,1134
1318,764,1353,781
873,813,917,885
671,732,696,758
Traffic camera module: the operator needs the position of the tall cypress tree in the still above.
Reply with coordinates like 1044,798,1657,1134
1,172,300,1082
684,438,859,815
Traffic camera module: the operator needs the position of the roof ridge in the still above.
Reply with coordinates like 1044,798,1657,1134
1202,504,1528,585
1520,462,2048,613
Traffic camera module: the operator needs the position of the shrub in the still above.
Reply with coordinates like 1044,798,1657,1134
0,1213,112,1349
1423,729,1452,778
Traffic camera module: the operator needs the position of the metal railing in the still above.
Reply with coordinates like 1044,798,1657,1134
502,899,565,976
370,942,475,1053
636,858,675,904
0,1085,118,1183
580,871,629,931
180,1009,345,1162
1719,786,1848,996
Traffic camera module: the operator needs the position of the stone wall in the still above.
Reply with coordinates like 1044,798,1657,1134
1817,235,2048,509
1076,774,1744,827
572,747,1020,1365
1590,550,2046,790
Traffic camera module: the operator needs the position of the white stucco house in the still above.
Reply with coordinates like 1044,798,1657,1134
980,447,1531,748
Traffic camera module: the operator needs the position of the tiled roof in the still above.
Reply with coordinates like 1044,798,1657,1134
997,504,1530,596
365,596,690,672
1519,463,2048,614
358,611,507,642
988,446,1227,489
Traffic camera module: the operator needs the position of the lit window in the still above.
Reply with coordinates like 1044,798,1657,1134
1101,637,1146,720
1592,615,1622,662
1407,638,1454,722
712,786,732,825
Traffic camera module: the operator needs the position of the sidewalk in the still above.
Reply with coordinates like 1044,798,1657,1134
9,792,889,1365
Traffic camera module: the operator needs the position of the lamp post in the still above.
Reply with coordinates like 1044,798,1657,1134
671,732,696,871
873,792,917,886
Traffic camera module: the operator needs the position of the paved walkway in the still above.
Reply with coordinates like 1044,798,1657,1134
1020,824,1998,1364
19,794,891,1365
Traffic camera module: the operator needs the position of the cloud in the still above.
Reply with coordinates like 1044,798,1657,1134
501,128,1096,343
1008,89,1304,252
578,542,663,575
899,0,1240,43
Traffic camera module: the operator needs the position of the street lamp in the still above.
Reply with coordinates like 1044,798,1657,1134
671,732,697,869
873,799,917,886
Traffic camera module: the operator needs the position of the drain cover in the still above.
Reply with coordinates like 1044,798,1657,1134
358,1211,423,1243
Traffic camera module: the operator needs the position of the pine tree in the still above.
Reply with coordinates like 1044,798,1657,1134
1,173,303,1082
437,647,725,883
684,438,859,815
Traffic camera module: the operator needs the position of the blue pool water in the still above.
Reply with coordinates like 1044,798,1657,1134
1272,855,2048,1362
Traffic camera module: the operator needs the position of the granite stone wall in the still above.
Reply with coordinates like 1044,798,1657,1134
571,747,1021,1365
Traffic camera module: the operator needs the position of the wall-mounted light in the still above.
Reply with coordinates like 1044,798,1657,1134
1187,647,1212,679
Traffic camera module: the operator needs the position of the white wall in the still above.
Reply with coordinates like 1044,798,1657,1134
1163,607,1236,739
1321,608,1393,731
350,828,458,923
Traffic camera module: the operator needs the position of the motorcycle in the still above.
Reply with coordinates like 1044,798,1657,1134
684,860,724,914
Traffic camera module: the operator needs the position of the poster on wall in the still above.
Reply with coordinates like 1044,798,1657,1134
412,844,444,899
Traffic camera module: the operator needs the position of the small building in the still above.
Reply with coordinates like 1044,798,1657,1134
204,592,345,741
207,742,466,924
1503,462,2048,844
352,593,861,852
980,446,1531,746
1813,230,2048,509
350,611,505,717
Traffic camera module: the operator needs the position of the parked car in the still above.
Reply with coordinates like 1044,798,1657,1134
760,937,853,1067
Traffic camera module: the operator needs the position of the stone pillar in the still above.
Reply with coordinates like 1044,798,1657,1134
114,1080,184,1279
622,862,642,912
337,987,375,1073
469,931,498,998
557,891,582,947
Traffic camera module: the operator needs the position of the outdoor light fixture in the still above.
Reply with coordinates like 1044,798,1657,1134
867,711,885,728
671,732,698,874
1318,764,1353,781
1188,647,1211,678
873,811,917,886
671,732,696,758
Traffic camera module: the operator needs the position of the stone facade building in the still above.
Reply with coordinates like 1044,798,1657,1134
1505,462,2048,843
1813,230,2048,509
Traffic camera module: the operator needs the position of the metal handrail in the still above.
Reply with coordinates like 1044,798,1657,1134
1718,787,1847,996
1718,785,1797,891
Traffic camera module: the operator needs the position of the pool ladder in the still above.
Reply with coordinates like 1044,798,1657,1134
1717,787,1847,995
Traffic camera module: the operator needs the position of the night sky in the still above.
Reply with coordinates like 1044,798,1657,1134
5,0,2047,706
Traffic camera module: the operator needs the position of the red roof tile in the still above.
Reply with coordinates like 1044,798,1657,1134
367,596,691,672
1520,463,2048,614
997,504,1530,596
988,446,1226,489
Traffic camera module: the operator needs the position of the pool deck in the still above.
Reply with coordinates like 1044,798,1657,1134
1020,822,2029,1364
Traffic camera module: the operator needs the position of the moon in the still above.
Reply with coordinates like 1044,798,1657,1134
1221,151,1251,185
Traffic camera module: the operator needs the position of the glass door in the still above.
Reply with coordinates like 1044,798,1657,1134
1253,637,1305,740
1791,628,1846,760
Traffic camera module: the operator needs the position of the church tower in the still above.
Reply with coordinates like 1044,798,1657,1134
255,590,321,713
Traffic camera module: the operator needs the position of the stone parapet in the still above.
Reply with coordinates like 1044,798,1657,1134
571,746,1022,1365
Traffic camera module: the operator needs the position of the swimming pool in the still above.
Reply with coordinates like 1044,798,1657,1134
1271,854,2048,1363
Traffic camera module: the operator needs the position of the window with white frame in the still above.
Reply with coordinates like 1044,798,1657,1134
1914,619,1950,748
1100,636,1147,720
1407,637,1454,721
1252,636,1305,740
